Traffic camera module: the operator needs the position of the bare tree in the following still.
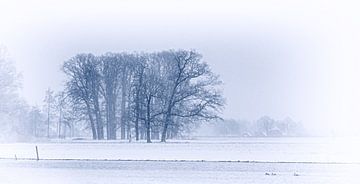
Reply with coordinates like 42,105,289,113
100,53,122,140
63,54,104,140
132,57,146,141
140,57,166,143
159,50,224,142
61,50,224,142
29,106,43,137
44,88,55,138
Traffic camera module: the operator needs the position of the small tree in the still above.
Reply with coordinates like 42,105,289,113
29,106,44,137
44,88,56,138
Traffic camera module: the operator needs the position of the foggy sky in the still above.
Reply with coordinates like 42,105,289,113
0,0,359,135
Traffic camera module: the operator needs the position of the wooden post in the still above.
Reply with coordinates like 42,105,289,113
14,154,17,160
35,146,39,161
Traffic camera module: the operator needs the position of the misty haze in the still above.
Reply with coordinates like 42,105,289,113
0,0,359,184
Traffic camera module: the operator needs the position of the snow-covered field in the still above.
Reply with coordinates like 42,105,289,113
0,137,359,184
1,137,359,163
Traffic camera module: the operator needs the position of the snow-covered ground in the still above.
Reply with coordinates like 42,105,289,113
1,137,359,163
0,137,359,184
1,160,359,184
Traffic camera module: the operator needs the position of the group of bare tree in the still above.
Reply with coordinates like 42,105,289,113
206,116,306,137
0,47,224,142
61,50,224,142
41,88,80,139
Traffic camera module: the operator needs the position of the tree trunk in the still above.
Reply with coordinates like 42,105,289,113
110,99,117,139
134,90,140,141
47,104,50,138
58,107,62,139
94,97,104,140
120,77,127,140
105,94,110,140
86,102,97,140
161,112,171,142
106,93,117,140
146,97,152,143
161,94,175,142
135,115,139,141
134,69,143,141
126,104,131,140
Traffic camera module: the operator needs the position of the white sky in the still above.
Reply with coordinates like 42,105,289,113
0,0,359,135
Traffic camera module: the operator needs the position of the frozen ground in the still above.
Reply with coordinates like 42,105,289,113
1,137,359,163
0,137,359,184
1,160,359,184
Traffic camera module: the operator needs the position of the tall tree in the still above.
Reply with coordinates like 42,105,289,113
141,57,165,143
132,57,146,141
63,54,104,140
100,53,122,140
159,50,224,142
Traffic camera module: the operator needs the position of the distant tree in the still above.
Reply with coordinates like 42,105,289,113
278,117,305,136
0,47,20,112
28,106,44,137
43,88,56,138
200,117,305,137
256,116,275,136
0,46,35,141
213,119,241,136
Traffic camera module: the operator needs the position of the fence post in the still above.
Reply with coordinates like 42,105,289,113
35,146,39,161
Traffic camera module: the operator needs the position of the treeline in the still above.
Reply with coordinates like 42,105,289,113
59,49,224,142
199,116,306,137
0,48,224,142
0,47,34,141
0,47,69,142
